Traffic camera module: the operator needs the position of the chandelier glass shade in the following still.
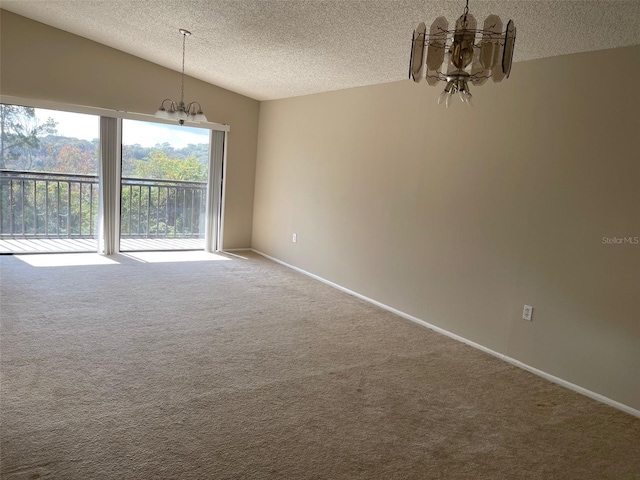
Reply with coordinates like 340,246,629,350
409,0,516,106
155,29,208,124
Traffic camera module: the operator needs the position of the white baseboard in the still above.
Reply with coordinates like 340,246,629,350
500,357,640,418
251,249,640,419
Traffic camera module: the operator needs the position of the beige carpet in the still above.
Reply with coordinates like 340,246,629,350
1,251,639,479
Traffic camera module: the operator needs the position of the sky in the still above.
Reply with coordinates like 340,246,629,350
35,108,209,148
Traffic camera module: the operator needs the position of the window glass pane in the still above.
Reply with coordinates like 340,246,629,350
120,119,210,251
0,104,99,253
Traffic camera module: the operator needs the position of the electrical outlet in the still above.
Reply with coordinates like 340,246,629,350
522,305,533,321
292,233,297,243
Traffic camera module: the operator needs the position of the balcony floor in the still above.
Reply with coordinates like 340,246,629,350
0,238,204,254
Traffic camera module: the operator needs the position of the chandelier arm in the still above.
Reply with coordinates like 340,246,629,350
186,102,205,115
425,29,506,38
159,99,177,109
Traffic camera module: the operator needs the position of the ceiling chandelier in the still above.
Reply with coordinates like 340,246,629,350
409,0,516,107
154,29,208,125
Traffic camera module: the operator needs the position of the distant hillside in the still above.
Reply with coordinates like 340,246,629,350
3,135,209,181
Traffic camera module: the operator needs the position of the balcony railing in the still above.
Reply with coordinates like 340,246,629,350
0,170,206,240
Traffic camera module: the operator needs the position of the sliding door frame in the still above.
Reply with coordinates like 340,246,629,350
1,95,230,253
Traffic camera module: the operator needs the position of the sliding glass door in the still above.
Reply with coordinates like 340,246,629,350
119,119,210,252
1,101,226,255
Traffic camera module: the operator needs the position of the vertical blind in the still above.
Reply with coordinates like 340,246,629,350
205,130,225,253
98,117,121,255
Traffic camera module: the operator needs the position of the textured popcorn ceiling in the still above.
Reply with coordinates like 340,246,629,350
2,1,639,100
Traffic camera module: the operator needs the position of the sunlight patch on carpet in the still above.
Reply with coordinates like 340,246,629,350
16,253,120,267
121,251,231,263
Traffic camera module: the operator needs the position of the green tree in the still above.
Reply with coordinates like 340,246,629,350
133,150,206,181
0,105,57,169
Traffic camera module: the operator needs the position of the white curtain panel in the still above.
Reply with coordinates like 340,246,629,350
98,117,121,255
205,130,225,252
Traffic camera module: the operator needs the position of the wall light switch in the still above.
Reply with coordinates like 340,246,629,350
522,305,533,321
292,233,297,243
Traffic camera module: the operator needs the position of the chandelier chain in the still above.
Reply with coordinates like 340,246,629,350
180,32,186,105
462,0,470,27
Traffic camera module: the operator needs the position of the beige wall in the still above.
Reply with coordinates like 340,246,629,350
253,45,640,411
0,10,259,248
